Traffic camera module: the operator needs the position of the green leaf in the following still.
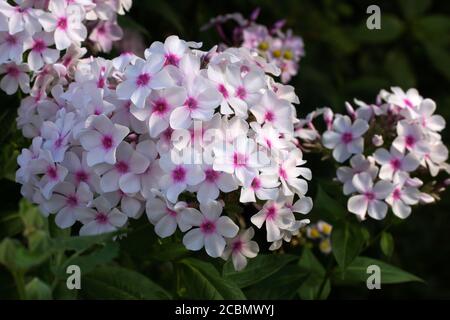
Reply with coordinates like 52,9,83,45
384,51,416,88
298,275,331,300
180,258,245,300
0,238,50,272
50,231,122,252
413,15,450,46
424,43,450,81
397,0,432,19
0,212,23,237
149,241,189,262
142,0,184,33
331,222,366,269
25,278,52,300
83,265,171,299
380,232,395,258
297,248,330,300
56,242,120,277
223,254,297,288
333,257,424,284
352,14,405,44
245,264,309,300
313,185,346,223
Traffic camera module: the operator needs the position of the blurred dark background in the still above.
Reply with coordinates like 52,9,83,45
1,0,449,299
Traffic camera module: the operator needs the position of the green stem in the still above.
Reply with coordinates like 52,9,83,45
12,271,26,300
316,257,334,300
363,221,393,252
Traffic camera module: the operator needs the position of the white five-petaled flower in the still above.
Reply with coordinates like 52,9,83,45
41,181,93,228
77,196,128,236
145,35,188,67
0,62,29,94
158,152,205,203
213,136,268,187
24,31,59,71
373,146,420,181
222,227,259,271
79,114,130,166
337,154,378,195
39,0,87,50
116,56,173,109
145,190,190,238
322,115,369,163
251,90,293,134
385,173,420,219
393,121,429,156
250,198,296,242
181,200,239,258
98,141,150,194
348,172,394,220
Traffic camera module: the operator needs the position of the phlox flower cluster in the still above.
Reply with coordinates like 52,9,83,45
297,87,449,221
201,8,305,84
0,0,131,95
15,34,313,271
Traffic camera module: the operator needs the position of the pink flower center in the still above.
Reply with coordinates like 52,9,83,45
403,99,413,109
6,34,17,46
167,208,177,217
205,168,219,183
235,86,247,99
390,158,402,170
405,135,416,147
279,167,288,180
6,66,20,78
163,127,173,141
164,53,179,66
266,205,277,220
75,170,88,183
46,166,58,180
136,73,151,87
66,195,78,207
32,39,46,53
264,111,275,122
341,132,353,144
54,136,64,149
233,152,248,167
115,161,129,174
95,212,109,224
15,7,28,14
232,240,243,252
251,177,261,190
153,99,168,115
218,84,229,98
200,220,216,234
364,192,375,201
97,76,106,89
393,188,402,200
184,97,198,110
97,24,106,35
172,166,186,182
56,17,68,30
101,135,113,150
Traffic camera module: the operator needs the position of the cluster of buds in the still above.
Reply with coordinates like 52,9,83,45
305,220,332,254
297,87,449,221
0,0,131,96
202,8,305,84
15,33,313,271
